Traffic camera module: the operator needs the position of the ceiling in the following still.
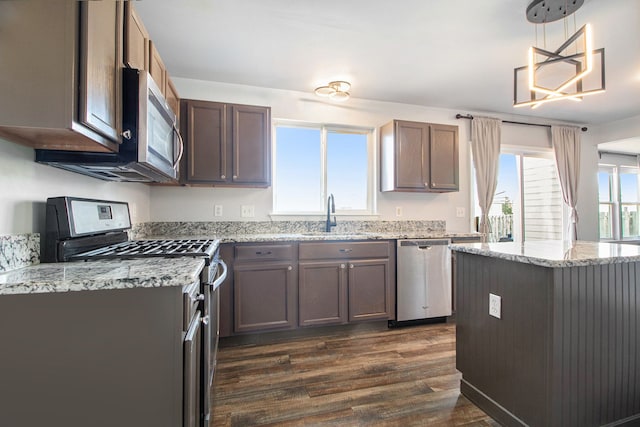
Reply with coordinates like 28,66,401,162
135,0,640,127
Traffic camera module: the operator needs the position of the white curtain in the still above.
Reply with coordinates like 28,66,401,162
471,117,501,243
552,126,581,243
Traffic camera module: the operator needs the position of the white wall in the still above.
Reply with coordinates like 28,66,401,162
0,138,151,235
152,78,578,232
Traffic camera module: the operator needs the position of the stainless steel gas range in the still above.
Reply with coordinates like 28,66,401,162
43,196,226,427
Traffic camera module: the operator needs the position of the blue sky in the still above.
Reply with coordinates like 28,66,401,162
274,127,368,212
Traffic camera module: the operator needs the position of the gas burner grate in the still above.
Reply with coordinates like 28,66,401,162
71,239,217,261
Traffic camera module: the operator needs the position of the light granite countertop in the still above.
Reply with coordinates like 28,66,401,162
148,231,481,243
450,240,640,268
0,257,205,295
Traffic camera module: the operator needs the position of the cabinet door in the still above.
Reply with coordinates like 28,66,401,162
395,120,429,190
165,77,180,124
348,259,393,322
182,100,228,183
230,104,271,186
123,2,148,71
234,261,297,333
429,124,459,191
78,1,122,143
299,261,348,327
149,40,167,95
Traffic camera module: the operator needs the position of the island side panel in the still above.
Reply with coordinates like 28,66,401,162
0,287,183,427
551,262,640,427
455,252,553,427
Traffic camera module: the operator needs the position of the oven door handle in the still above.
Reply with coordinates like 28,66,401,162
210,259,228,290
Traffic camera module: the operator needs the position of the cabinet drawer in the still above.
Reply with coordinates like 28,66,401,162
235,244,295,262
299,241,390,260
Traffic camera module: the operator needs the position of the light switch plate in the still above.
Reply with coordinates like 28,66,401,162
396,206,403,217
456,207,465,218
214,205,223,217
489,293,501,319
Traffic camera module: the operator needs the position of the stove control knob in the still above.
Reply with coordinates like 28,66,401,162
221,175,226,179
196,294,205,301
201,315,210,325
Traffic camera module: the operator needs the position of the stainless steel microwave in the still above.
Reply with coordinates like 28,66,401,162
35,68,183,182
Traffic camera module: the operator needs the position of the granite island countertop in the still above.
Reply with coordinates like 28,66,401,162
0,257,205,296
450,240,640,268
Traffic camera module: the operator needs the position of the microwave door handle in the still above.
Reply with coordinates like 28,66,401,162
173,123,184,169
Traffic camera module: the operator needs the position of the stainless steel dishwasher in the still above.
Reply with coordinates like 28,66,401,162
393,239,452,324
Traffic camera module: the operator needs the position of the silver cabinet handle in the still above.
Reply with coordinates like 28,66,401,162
221,174,226,179
256,251,272,255
233,175,238,179
424,182,428,187
287,266,292,271
340,264,345,269
349,264,354,269
338,248,352,253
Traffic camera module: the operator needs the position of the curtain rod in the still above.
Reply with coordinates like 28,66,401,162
455,113,588,132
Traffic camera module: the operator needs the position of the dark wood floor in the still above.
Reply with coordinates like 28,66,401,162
211,321,498,427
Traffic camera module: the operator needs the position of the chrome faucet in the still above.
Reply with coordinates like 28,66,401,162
325,193,337,232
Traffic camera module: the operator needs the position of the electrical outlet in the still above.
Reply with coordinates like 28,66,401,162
456,207,465,218
489,293,501,319
214,205,223,217
396,206,403,217
241,205,255,218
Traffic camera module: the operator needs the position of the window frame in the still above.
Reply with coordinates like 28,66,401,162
271,120,376,216
472,144,566,242
598,164,640,241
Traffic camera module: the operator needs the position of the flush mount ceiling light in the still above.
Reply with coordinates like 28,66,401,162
314,81,351,102
513,0,605,109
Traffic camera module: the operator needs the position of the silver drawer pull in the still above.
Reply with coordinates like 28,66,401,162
256,251,272,255
339,248,352,253
287,266,292,271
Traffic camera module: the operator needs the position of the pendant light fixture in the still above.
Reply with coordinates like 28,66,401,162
513,0,605,108
314,81,351,102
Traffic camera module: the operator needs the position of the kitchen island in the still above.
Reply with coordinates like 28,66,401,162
450,240,640,427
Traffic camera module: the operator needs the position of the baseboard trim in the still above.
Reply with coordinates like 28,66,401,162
460,379,528,427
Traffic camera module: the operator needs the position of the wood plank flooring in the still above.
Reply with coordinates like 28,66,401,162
211,321,498,426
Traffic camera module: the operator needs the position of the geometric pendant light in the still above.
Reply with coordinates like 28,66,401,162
513,0,605,108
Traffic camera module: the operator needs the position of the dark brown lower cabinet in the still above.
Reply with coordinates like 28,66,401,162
220,240,396,336
233,261,297,333
348,259,393,322
298,261,348,327
298,241,395,327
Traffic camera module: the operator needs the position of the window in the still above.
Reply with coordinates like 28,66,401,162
474,148,564,242
273,123,374,214
598,165,640,240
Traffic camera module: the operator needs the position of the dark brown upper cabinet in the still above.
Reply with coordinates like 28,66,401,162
124,3,179,125
123,2,149,71
380,120,459,192
0,0,124,152
180,100,271,187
